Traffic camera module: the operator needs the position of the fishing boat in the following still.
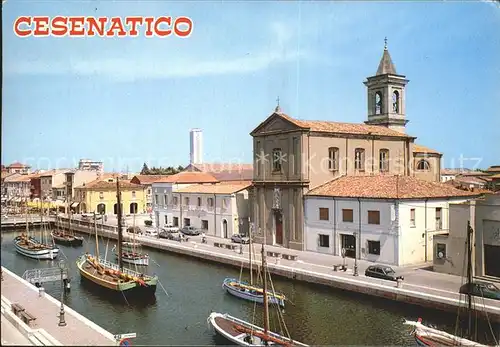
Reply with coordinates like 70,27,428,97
405,221,496,346
222,226,286,307
14,199,59,260
51,212,83,246
76,178,158,297
208,245,308,346
111,214,149,266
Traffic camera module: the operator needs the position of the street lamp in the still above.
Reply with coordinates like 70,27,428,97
353,232,359,276
58,259,67,327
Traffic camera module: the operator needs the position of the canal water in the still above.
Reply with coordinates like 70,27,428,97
1,230,498,346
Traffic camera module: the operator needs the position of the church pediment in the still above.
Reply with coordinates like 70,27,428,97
250,113,303,136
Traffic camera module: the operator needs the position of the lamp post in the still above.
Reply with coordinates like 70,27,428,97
353,232,359,276
58,259,67,326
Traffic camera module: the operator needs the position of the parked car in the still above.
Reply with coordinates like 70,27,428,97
459,281,500,301
144,220,153,226
364,265,404,281
180,226,200,236
144,228,158,238
231,234,250,244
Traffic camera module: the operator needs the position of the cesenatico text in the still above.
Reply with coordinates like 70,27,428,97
13,16,193,37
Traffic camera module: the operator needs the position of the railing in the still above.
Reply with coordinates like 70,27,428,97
22,267,69,284
96,258,148,277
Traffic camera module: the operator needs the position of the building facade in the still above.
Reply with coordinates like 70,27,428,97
433,193,500,279
130,175,171,210
64,170,101,204
251,43,442,250
73,178,146,215
160,182,251,238
78,159,104,173
6,162,31,175
304,175,478,266
189,128,203,165
39,169,69,200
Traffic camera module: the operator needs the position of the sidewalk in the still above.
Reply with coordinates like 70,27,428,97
1,315,33,346
1,267,116,346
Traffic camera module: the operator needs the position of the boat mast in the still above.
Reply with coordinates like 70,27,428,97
94,211,99,261
40,198,44,244
25,199,29,236
261,244,270,335
249,222,253,285
116,178,124,271
466,220,473,337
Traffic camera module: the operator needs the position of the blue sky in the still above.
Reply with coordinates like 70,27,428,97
2,1,499,172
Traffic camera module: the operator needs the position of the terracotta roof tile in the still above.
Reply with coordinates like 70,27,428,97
131,175,172,184
75,179,143,190
272,113,413,138
155,171,219,184
7,162,30,168
413,144,441,155
306,175,480,199
175,182,252,194
486,166,500,173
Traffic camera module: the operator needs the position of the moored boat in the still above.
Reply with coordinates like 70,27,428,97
14,234,59,260
222,278,285,307
51,230,84,246
112,244,150,266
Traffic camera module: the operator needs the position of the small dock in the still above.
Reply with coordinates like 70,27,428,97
22,267,70,287
1,267,116,346
1,216,55,232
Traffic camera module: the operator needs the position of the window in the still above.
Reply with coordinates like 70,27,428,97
147,189,151,195
292,137,299,175
417,160,430,171
318,234,329,248
132,191,136,198
392,90,400,113
410,208,416,227
435,207,442,230
164,215,168,225
328,147,339,171
173,196,178,205
319,207,329,221
207,197,214,207
368,240,381,255
368,210,380,225
184,197,189,206
201,220,209,230
197,197,202,207
173,217,179,227
342,209,354,222
355,148,365,171
222,198,228,209
375,91,383,115
437,243,446,259
255,141,261,176
99,192,104,199
155,194,158,204
183,218,190,226
272,148,283,172
164,195,167,204
379,149,389,172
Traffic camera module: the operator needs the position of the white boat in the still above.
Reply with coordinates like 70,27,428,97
222,278,286,307
14,235,59,260
404,318,487,347
208,312,308,347
209,245,308,346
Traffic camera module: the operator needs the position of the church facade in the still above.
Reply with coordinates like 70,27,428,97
250,42,442,250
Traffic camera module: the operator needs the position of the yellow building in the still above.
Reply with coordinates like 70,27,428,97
74,178,146,215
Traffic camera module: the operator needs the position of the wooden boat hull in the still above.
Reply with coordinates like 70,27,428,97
222,278,286,307
113,252,149,266
76,255,157,296
51,231,84,247
404,319,488,347
14,236,59,260
207,312,308,347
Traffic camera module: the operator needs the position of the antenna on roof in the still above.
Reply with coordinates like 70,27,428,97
275,96,281,113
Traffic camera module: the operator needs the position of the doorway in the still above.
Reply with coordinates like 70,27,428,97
222,220,228,238
274,211,283,245
341,234,356,258
484,244,500,278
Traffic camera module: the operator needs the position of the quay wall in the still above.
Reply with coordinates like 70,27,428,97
52,218,500,323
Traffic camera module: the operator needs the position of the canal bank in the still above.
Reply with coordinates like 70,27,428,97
1,267,116,346
56,216,500,324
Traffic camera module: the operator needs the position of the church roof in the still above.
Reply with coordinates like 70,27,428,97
376,39,397,75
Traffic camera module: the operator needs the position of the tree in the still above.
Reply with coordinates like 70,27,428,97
140,163,150,175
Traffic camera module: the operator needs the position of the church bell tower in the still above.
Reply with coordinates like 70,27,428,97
364,38,409,133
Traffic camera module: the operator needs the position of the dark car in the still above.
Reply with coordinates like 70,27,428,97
365,265,404,281
231,234,250,244
459,281,500,301
127,226,142,234
180,226,200,236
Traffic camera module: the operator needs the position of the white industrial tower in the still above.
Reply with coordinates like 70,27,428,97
189,128,203,165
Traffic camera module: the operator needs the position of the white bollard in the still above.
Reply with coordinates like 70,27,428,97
396,278,403,288
38,287,45,297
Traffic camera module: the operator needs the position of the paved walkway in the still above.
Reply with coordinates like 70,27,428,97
1,314,33,345
1,268,116,346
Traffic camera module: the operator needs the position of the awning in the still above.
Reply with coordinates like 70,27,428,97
70,202,80,208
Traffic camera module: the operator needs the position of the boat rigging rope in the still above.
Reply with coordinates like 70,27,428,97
157,279,169,297
479,292,499,346
267,266,291,340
